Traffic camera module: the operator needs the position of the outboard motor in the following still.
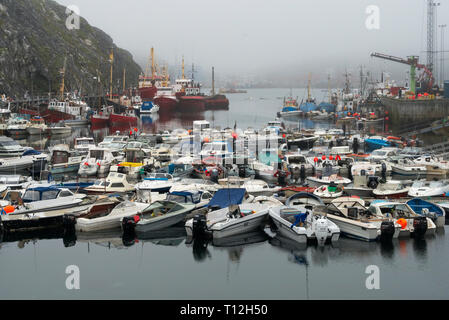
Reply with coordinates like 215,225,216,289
380,221,395,242
122,215,139,234
238,165,246,178
367,176,379,189
413,217,428,238
315,217,329,246
421,208,437,221
381,162,387,181
62,214,76,229
353,138,359,154
300,165,306,184
347,164,353,181
192,214,209,239
210,168,219,183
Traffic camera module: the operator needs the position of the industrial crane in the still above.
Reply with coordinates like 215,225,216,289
370,52,434,94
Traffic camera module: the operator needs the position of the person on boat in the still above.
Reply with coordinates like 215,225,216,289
274,162,290,187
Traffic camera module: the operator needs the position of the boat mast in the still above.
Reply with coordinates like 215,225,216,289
151,47,155,80
307,73,311,102
182,56,185,80
211,66,215,96
123,68,126,94
109,48,114,100
59,56,67,101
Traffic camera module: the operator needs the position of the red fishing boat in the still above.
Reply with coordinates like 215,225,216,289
109,108,138,126
204,94,229,110
90,106,112,126
154,94,178,112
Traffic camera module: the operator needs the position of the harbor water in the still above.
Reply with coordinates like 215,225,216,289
1,89,447,300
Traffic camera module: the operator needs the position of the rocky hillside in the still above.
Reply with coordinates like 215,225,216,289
0,0,142,98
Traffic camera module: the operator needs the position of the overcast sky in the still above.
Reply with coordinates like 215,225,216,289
55,0,449,85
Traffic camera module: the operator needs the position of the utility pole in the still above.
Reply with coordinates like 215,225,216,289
439,24,447,87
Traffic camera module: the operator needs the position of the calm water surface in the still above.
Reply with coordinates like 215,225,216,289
2,88,446,300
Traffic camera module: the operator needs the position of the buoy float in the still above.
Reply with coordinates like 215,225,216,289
396,218,407,230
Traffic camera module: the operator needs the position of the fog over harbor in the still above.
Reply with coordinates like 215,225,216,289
55,0,449,87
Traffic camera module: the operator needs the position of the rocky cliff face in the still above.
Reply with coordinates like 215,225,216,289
0,0,142,98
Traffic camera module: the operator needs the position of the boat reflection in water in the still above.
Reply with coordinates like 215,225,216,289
186,230,268,263
75,229,135,249
0,227,77,249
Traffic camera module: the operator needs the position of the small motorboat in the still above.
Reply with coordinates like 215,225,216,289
387,156,427,178
76,200,149,232
78,148,118,177
305,174,351,188
48,145,83,175
185,203,269,239
74,137,96,155
122,200,195,235
313,183,344,200
26,117,48,135
135,173,179,194
368,200,436,238
268,206,340,245
286,192,324,207
166,190,213,209
242,179,281,197
408,179,449,197
46,122,72,135
343,175,377,198
0,156,34,173
2,186,90,216
84,172,136,195
325,197,401,242
372,180,410,199
406,198,445,227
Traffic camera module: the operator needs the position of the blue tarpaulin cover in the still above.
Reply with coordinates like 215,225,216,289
207,188,246,209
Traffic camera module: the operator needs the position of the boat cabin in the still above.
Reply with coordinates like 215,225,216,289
22,187,76,203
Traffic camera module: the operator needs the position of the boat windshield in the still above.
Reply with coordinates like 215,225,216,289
94,180,110,187
166,194,190,203
90,150,105,159
371,150,387,156
77,139,94,145
288,156,306,164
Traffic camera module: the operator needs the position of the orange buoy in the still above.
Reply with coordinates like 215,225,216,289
396,218,407,230
3,205,15,214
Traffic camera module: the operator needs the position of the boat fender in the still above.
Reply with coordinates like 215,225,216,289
412,217,428,238
379,221,395,242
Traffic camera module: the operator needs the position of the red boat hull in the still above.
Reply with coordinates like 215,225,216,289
109,114,137,125
90,115,109,126
154,96,177,112
41,109,75,123
139,86,158,101
176,96,206,112
204,95,229,110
